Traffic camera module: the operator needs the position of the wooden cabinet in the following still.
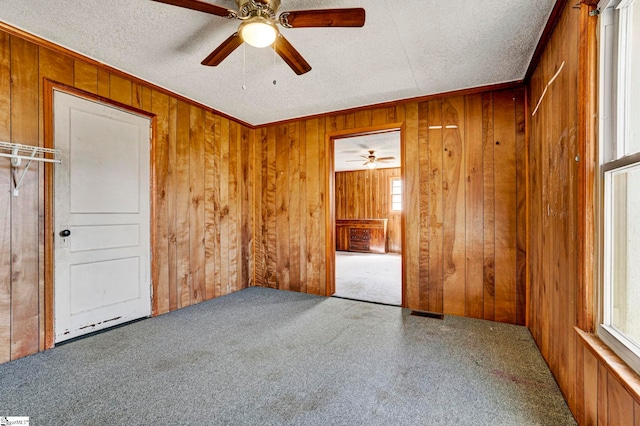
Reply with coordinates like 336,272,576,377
336,219,388,254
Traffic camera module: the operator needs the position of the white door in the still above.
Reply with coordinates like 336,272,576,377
54,90,151,343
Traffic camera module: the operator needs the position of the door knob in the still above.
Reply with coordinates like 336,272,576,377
59,229,71,237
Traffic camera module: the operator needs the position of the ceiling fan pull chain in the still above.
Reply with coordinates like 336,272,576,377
242,43,246,91
273,38,277,86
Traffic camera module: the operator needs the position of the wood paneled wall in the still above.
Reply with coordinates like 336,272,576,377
335,168,401,253
0,28,254,363
254,89,527,323
528,0,580,413
528,2,640,424
575,330,640,425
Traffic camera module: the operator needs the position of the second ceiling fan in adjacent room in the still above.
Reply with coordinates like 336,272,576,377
346,150,396,169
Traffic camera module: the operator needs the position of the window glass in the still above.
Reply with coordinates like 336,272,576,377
609,164,640,347
390,178,402,211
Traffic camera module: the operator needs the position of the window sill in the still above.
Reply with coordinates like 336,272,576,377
575,326,640,401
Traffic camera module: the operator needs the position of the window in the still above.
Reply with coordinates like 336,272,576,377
390,178,402,212
599,0,640,374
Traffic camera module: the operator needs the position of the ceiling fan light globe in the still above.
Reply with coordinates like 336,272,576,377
366,161,377,169
240,18,278,48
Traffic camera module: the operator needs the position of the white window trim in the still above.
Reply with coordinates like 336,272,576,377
617,0,635,157
597,0,640,375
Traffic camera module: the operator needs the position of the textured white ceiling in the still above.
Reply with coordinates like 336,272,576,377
0,0,555,126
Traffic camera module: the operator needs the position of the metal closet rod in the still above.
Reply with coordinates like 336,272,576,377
0,141,62,163
0,141,62,196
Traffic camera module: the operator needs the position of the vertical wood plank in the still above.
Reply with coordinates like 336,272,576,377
250,127,261,288
442,97,466,316
73,61,98,94
228,122,239,292
404,102,420,308
465,94,484,319
514,89,527,325
634,400,639,426
326,115,345,132
132,84,143,110
175,100,191,307
275,124,290,290
607,372,634,426
427,99,444,313
298,122,307,293
354,110,371,128
167,97,178,311
598,364,608,426
39,48,74,88
305,119,321,295
212,114,222,296
528,60,543,344
97,69,109,98
189,105,205,303
582,346,598,425
257,128,268,287
493,90,517,323
204,112,217,299
109,74,131,106
576,340,586,426
10,36,39,360
318,117,327,295
151,90,170,315
265,126,277,289
371,108,388,126
482,92,496,321
219,117,231,294
288,123,301,292
0,31,11,364
132,84,152,112
344,112,356,129
241,126,251,289
418,102,430,310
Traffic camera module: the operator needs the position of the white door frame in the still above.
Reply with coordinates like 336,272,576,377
43,81,157,348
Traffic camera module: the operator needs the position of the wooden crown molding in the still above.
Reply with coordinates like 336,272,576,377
0,20,525,130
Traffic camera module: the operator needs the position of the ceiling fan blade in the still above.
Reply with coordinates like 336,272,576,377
151,0,235,17
376,157,396,162
274,35,311,75
201,32,243,66
345,159,364,162
280,8,365,28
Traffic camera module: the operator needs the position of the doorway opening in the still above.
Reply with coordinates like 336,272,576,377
326,125,404,306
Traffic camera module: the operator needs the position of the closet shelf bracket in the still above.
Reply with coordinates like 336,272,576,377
0,141,62,196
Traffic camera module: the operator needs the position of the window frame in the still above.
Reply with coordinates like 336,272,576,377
597,0,640,375
390,177,402,212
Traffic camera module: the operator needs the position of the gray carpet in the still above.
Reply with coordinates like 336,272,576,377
0,287,575,425
335,251,402,305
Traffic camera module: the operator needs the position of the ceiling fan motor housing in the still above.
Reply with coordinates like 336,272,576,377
236,0,281,18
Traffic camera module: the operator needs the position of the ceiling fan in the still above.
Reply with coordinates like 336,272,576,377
152,0,366,75
346,150,396,169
